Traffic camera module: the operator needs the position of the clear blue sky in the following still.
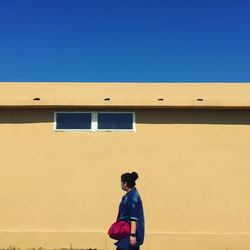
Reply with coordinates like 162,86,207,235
0,0,249,82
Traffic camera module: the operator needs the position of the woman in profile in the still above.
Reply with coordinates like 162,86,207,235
115,172,145,250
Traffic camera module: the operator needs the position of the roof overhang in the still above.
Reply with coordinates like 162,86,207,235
1,82,250,109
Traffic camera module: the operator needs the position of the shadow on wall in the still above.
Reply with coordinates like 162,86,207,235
1,108,250,125
137,109,250,125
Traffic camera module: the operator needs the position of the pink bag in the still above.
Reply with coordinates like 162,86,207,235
108,220,131,240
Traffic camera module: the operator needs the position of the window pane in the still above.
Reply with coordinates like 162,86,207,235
56,113,92,129
98,113,133,130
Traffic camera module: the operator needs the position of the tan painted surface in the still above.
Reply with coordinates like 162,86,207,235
1,107,250,249
1,82,250,108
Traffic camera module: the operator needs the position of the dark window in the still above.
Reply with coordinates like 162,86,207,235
56,112,92,130
97,113,134,130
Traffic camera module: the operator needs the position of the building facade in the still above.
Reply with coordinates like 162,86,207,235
0,83,250,250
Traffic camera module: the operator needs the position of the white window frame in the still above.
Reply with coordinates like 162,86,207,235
54,111,93,132
54,111,136,132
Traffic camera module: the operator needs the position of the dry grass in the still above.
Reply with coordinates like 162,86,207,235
0,246,102,250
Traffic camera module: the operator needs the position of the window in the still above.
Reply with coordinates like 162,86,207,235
98,112,134,130
55,112,92,130
54,111,135,132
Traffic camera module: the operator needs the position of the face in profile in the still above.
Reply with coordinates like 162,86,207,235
121,181,127,191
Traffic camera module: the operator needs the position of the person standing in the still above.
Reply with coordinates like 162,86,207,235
115,172,145,250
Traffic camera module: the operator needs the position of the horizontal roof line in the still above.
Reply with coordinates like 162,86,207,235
1,82,250,108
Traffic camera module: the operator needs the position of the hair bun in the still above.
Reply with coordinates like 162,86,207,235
131,172,139,181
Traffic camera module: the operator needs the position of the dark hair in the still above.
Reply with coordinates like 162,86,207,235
121,172,139,188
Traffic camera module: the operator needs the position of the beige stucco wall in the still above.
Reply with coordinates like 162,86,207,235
1,108,250,249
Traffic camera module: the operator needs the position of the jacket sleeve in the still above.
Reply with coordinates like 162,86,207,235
127,198,140,221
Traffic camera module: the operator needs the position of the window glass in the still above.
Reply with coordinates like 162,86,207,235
56,112,92,130
97,113,134,130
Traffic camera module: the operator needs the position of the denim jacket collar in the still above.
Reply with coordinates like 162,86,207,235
122,187,136,199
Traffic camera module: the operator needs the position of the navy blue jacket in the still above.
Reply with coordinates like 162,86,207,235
115,187,145,249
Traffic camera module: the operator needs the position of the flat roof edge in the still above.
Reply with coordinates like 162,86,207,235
1,104,250,109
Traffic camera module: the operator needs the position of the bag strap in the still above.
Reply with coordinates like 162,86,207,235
116,211,120,222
